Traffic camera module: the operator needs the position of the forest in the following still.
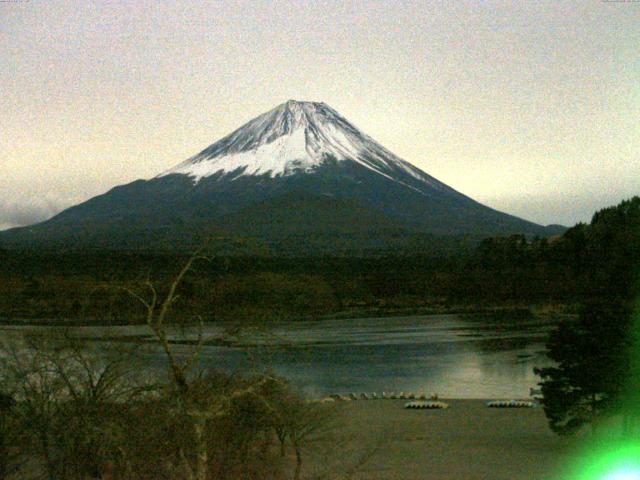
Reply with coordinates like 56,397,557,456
0,197,638,325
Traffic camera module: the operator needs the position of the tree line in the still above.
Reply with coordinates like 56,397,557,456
2,202,627,324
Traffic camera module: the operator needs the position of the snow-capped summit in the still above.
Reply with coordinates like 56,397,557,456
159,100,442,192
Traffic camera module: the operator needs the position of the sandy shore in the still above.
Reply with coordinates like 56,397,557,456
307,399,577,480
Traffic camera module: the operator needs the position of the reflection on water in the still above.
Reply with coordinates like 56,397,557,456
0,314,558,399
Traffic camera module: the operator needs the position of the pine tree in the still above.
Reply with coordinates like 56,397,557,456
535,197,640,435
535,300,633,435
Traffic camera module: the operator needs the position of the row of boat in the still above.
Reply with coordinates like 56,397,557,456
323,392,439,402
318,394,536,409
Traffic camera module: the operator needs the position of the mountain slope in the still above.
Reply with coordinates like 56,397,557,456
0,100,562,252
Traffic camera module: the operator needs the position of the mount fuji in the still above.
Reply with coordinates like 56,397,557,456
0,100,562,252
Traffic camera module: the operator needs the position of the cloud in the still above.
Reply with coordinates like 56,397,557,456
0,199,67,231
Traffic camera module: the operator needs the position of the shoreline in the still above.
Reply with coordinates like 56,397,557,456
0,303,574,328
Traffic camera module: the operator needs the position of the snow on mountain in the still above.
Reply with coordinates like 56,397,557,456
159,100,445,192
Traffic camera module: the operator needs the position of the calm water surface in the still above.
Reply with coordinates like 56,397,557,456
0,314,558,399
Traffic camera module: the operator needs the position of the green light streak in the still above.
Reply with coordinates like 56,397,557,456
602,469,640,480
569,443,640,480
565,298,640,480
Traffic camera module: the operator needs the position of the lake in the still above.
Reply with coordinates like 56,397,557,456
0,313,559,399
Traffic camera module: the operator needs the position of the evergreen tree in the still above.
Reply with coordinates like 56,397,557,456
535,300,633,435
535,197,640,435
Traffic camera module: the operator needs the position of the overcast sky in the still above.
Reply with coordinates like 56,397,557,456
1,0,639,230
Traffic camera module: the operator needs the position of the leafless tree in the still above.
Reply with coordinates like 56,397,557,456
0,332,152,480
122,240,380,480
125,242,284,480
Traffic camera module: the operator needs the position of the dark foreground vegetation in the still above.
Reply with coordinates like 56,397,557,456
535,197,640,435
0,332,361,480
2,198,638,324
